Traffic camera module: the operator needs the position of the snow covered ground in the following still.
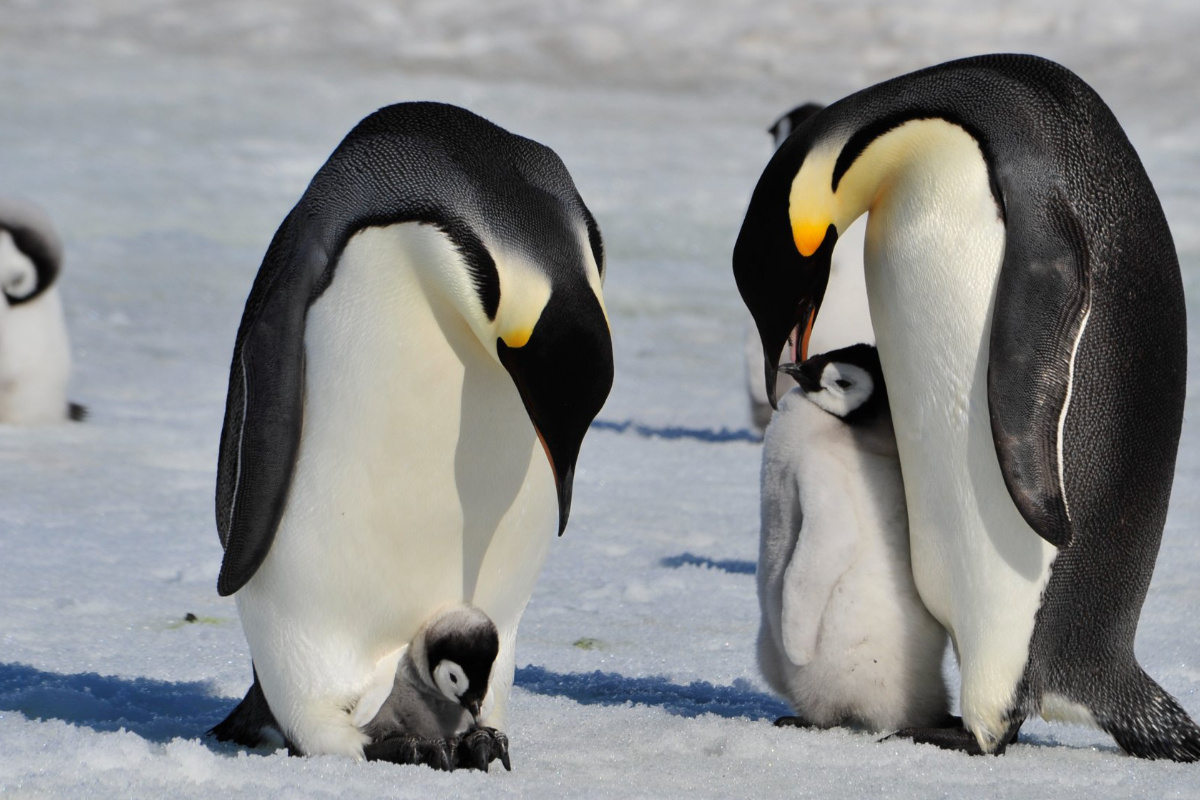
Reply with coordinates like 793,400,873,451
3,1,1200,796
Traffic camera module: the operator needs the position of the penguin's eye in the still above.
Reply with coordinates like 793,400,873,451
835,379,853,389
449,674,458,684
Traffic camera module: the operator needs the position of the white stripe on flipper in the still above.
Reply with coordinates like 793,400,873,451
1056,305,1091,523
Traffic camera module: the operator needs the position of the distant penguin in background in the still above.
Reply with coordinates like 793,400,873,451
757,344,949,732
0,198,83,423
736,54,1200,759
209,102,613,766
745,105,872,432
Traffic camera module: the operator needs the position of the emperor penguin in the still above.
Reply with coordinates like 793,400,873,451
758,344,949,732
735,54,1200,760
0,198,82,424
745,104,873,432
209,102,613,763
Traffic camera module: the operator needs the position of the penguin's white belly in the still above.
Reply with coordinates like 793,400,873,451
860,125,1056,746
236,224,557,756
0,286,71,423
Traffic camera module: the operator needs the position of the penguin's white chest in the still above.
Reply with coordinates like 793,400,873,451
859,124,1056,739
0,229,71,423
236,224,556,750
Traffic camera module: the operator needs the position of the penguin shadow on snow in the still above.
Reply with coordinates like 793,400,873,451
659,552,757,576
0,661,230,747
514,665,789,722
590,419,762,444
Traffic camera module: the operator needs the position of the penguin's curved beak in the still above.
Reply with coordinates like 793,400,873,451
497,287,613,536
734,217,836,409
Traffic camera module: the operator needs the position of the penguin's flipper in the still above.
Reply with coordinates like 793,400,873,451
779,480,858,666
987,187,1091,550
215,216,320,597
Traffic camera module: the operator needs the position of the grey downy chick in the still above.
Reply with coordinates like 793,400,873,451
362,604,510,771
757,344,950,732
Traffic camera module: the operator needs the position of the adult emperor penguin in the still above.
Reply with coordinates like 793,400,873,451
734,54,1200,760
0,198,82,423
758,344,949,732
210,102,613,763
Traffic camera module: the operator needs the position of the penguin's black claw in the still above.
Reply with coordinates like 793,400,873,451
773,715,813,728
883,718,1020,756
364,734,454,771
455,726,511,772
68,402,87,421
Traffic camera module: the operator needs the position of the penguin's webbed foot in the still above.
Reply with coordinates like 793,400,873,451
773,715,813,728
455,726,511,772
883,716,1020,756
363,733,455,771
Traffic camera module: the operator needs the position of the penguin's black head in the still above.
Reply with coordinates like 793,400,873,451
422,606,501,722
496,274,613,536
0,199,63,305
779,343,889,426
768,102,825,149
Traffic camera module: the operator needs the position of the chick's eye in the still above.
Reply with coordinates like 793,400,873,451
449,674,458,684
835,379,852,389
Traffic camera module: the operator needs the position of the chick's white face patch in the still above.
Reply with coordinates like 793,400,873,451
0,229,37,300
433,660,469,703
806,362,873,418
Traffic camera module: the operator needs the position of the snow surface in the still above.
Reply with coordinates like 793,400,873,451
3,1,1200,797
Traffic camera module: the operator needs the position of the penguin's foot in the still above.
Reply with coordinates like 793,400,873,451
455,726,511,772
773,715,813,728
363,734,455,771
883,717,1020,756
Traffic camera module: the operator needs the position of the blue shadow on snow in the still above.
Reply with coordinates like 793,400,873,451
591,418,762,444
659,552,756,575
0,661,230,743
515,665,788,722
2,661,789,741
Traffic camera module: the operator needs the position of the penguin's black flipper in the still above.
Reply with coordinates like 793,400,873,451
987,187,1091,550
214,214,319,597
208,671,292,751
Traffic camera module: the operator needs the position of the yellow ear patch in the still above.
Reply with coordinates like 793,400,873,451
501,327,533,349
792,221,829,257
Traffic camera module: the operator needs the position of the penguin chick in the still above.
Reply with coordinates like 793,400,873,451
362,605,510,771
0,198,82,424
757,343,949,732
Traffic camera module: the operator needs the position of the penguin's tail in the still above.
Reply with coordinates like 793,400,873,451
1090,667,1200,762
208,670,295,753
